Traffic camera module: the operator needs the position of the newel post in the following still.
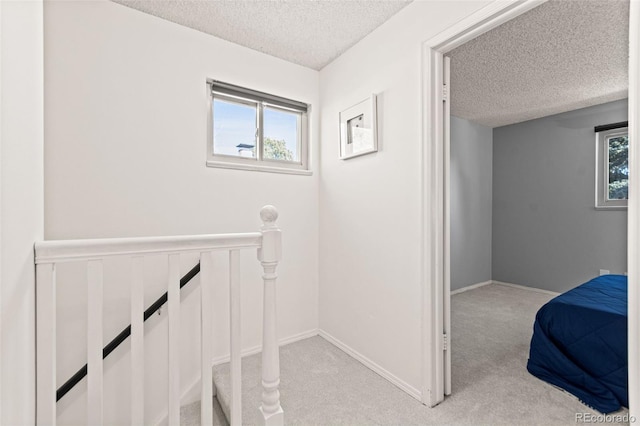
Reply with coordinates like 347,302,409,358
258,205,284,426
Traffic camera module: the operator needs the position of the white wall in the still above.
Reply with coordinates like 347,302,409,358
318,0,492,397
44,1,318,423
0,0,44,424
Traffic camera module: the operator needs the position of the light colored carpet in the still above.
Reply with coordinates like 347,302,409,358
448,284,627,425
189,283,629,425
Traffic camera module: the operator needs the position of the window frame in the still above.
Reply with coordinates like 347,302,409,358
206,80,311,175
596,125,629,209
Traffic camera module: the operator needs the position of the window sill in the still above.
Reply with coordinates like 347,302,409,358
206,160,313,176
595,205,628,211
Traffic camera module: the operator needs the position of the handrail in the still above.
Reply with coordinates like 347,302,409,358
36,206,283,426
55,262,201,401
35,232,262,264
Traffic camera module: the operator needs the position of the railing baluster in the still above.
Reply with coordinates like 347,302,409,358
168,253,181,425
87,260,104,425
258,206,283,426
229,249,242,426
36,263,57,426
200,251,214,426
130,256,145,425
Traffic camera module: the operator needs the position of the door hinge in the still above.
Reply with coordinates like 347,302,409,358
442,84,448,101
443,333,448,351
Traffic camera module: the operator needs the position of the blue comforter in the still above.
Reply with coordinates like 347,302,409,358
527,274,628,413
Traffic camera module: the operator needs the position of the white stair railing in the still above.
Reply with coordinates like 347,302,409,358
258,206,284,426
35,206,283,426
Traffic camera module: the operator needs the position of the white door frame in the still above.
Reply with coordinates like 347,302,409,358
0,1,3,420
420,0,640,415
627,0,640,420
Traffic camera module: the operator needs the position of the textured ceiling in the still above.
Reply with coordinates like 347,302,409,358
110,0,412,70
448,0,629,128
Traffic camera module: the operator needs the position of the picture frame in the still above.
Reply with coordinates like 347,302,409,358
339,94,378,159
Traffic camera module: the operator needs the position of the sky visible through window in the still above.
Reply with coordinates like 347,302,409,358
213,99,298,159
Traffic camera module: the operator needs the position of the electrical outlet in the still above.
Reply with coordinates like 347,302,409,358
599,269,610,276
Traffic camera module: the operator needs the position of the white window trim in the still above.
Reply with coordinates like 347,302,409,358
206,80,312,175
596,126,628,209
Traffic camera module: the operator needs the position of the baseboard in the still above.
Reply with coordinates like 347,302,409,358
492,280,559,296
317,329,422,402
211,328,319,366
152,328,319,426
450,280,492,295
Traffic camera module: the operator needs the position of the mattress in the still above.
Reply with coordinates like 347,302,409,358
527,274,628,413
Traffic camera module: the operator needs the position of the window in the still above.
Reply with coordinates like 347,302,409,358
207,80,310,174
596,122,629,209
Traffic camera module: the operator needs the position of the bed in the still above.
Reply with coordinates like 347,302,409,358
527,274,628,413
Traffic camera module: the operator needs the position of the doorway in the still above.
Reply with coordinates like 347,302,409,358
420,0,640,418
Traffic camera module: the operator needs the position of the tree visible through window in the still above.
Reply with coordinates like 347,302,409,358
264,138,294,161
607,134,628,200
596,124,628,208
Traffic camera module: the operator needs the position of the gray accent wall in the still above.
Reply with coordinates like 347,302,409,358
492,99,628,293
451,116,493,291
